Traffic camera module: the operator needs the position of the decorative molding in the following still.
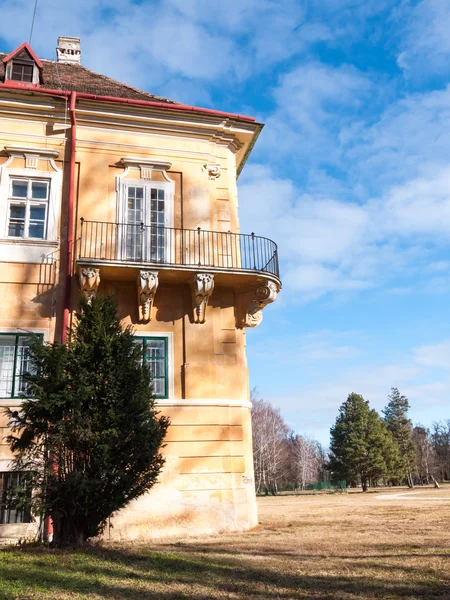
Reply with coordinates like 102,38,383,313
119,157,172,182
138,270,159,322
192,273,214,324
79,267,100,303
203,163,222,180
240,281,279,328
210,122,244,153
3,146,61,172
155,398,252,409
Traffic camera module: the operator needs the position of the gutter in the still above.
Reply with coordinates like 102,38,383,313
0,83,257,123
61,91,77,344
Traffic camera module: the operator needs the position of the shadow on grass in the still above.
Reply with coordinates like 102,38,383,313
0,544,449,600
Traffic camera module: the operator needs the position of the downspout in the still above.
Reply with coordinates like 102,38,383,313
45,91,76,542
61,91,77,344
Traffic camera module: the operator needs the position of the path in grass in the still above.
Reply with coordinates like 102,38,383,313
0,485,449,599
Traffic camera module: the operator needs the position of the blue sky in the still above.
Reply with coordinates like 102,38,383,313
1,0,450,444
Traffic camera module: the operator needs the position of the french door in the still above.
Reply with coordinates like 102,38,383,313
123,183,168,262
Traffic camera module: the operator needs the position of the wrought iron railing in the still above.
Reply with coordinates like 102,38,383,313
78,219,279,278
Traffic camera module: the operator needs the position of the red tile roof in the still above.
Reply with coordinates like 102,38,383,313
0,53,177,104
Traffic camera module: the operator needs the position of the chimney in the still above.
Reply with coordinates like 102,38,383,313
56,36,81,65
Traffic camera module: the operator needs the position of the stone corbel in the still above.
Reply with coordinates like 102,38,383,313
79,268,100,303
138,270,159,322
203,163,222,180
239,281,279,328
192,273,214,324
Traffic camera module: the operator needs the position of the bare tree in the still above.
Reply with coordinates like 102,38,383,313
287,434,324,490
251,389,289,494
412,426,432,484
251,389,327,493
430,420,450,482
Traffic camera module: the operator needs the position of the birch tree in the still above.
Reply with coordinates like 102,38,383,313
430,420,450,481
251,390,289,494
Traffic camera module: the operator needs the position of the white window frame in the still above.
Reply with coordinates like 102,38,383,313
7,177,50,240
134,332,173,400
117,178,175,263
118,178,174,229
0,166,61,263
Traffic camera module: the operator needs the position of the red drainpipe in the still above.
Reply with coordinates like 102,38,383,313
45,91,76,542
61,91,77,344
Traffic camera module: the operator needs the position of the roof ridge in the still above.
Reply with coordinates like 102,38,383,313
70,63,179,104
0,51,177,105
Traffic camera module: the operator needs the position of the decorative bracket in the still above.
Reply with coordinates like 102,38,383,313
203,163,222,180
240,281,279,328
138,270,159,322
192,273,214,324
79,267,100,304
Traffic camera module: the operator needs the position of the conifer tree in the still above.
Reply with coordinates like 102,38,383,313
383,387,416,487
329,393,396,491
5,294,169,547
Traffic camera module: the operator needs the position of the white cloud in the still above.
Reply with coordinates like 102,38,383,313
263,340,450,444
0,0,337,104
261,63,372,167
397,0,450,78
413,341,450,370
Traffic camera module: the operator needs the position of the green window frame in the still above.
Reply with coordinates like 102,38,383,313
136,336,169,399
0,333,42,399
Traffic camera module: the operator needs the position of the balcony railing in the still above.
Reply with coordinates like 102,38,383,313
78,219,280,279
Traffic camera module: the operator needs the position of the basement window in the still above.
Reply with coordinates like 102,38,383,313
0,472,32,524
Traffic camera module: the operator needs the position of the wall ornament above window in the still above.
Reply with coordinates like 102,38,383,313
202,163,222,180
3,146,60,172
119,157,172,182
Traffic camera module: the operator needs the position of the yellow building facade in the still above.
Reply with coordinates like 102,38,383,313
0,37,281,541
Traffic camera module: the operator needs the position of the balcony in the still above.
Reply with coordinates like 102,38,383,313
77,219,280,286
76,219,281,326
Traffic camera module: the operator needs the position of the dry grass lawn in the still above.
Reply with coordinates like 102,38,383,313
0,485,449,599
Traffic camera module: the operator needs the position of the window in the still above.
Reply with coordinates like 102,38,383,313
0,334,41,399
135,337,168,399
8,178,49,239
10,61,34,83
124,184,167,262
0,472,31,524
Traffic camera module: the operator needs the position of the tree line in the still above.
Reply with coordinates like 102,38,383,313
251,387,450,493
329,388,450,490
251,389,328,494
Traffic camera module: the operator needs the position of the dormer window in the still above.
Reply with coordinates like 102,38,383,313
2,42,42,87
10,60,34,83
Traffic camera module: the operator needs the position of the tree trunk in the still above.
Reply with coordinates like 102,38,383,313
51,516,88,548
431,475,440,489
361,478,368,492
